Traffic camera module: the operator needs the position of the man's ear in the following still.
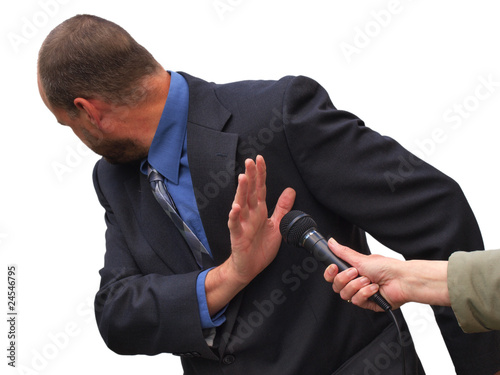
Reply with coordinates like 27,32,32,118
73,97,112,132
74,97,101,125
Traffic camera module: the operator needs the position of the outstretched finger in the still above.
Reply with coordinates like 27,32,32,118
255,155,267,203
245,159,258,209
233,173,249,220
228,202,243,237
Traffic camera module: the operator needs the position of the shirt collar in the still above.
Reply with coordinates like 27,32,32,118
142,71,189,184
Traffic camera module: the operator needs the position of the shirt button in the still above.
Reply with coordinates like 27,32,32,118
222,355,235,365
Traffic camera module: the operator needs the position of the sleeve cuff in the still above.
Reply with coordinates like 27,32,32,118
196,268,227,329
448,251,494,333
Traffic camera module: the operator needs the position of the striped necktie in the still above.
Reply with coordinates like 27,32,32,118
148,165,212,269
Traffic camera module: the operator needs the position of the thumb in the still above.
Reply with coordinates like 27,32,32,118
328,238,365,267
271,188,296,223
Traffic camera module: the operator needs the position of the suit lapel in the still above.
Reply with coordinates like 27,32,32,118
124,172,200,273
181,72,241,266
181,74,249,356
187,123,239,266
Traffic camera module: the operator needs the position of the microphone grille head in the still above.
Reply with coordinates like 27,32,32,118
280,210,317,247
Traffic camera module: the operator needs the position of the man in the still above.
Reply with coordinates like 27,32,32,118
37,14,500,374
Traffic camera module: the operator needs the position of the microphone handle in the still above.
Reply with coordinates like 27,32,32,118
302,231,392,311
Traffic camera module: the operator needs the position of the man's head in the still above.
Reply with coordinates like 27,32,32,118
38,14,168,164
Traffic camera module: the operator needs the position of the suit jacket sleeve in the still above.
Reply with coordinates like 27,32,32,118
448,249,500,333
92,161,218,360
280,76,500,374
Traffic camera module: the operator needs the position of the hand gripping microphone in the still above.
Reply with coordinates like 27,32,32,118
280,210,392,311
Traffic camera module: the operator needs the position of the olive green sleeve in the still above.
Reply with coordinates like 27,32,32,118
448,250,500,333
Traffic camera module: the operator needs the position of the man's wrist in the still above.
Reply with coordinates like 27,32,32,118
205,257,249,316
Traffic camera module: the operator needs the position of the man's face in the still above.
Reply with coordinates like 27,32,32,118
38,77,148,164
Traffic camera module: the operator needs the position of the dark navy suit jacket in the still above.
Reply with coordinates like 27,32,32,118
93,73,500,374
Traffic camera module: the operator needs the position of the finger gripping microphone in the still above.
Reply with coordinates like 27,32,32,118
280,210,391,311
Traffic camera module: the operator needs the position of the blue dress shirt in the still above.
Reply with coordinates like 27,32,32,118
141,71,225,329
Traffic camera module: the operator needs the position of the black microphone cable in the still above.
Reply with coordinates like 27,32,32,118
280,210,408,375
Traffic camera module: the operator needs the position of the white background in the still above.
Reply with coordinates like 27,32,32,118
1,1,499,374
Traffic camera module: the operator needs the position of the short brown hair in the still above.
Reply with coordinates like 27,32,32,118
38,14,163,115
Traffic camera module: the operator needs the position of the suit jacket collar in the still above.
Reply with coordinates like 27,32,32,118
179,72,231,131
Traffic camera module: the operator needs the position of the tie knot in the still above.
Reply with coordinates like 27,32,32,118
148,165,163,183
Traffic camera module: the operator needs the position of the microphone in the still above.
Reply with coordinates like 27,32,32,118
280,210,391,311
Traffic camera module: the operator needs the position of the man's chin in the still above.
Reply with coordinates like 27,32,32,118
104,154,145,165
93,141,149,165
